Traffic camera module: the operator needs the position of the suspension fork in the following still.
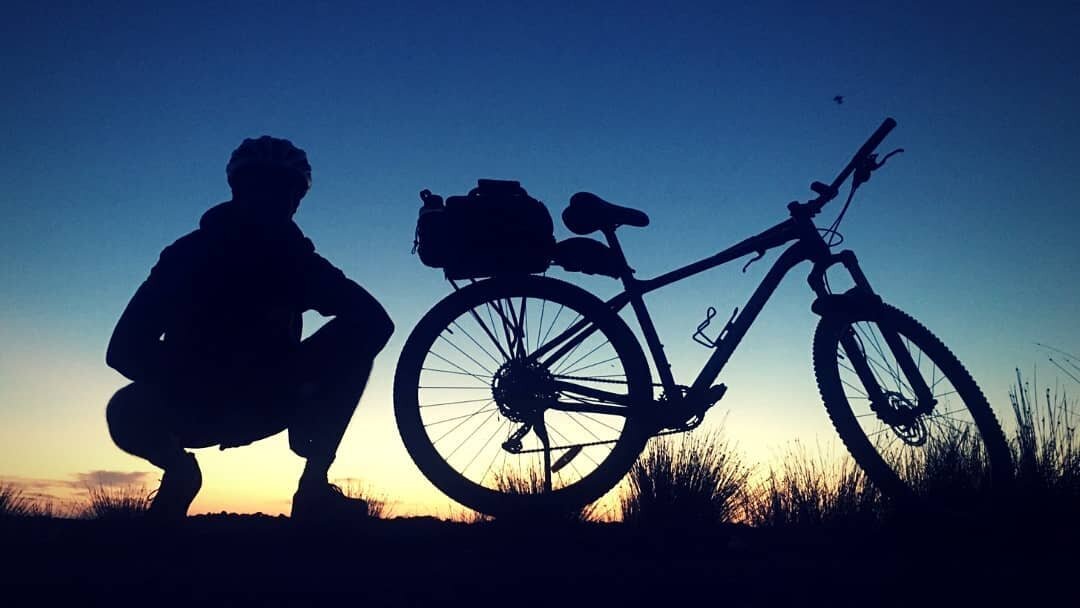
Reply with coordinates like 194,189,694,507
810,251,936,413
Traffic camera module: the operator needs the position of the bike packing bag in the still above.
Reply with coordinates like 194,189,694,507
551,237,625,278
414,179,556,279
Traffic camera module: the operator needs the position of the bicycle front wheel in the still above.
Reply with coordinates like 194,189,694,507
813,303,1012,503
394,275,653,517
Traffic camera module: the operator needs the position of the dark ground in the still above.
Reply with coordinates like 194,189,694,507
1,513,1072,607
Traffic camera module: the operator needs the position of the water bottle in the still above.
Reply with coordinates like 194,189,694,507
414,189,446,265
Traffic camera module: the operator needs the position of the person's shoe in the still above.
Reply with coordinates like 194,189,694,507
290,482,369,522
147,452,201,522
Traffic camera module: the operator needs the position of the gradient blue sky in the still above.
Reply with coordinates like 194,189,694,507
2,1,1078,515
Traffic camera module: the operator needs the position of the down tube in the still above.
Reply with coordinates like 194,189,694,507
688,242,811,395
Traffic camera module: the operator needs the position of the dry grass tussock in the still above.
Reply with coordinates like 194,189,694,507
338,479,394,519
0,482,61,518
77,485,151,520
747,442,884,529
619,429,751,528
491,467,605,523
1009,368,1079,511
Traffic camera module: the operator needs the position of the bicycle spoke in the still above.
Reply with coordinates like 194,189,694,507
564,411,606,445
433,401,497,446
577,411,625,434
422,366,494,381
539,304,565,349
857,323,912,395
535,297,547,356
421,398,495,409
479,420,510,486
465,301,511,363
548,422,600,472
451,320,503,368
847,330,891,396
445,408,499,461
841,378,868,397
437,334,494,376
559,340,614,376
425,350,491,385
562,354,623,376
425,407,499,426
463,415,510,477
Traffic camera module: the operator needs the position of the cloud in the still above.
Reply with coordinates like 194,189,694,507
70,470,154,489
2,470,155,495
2,477,65,492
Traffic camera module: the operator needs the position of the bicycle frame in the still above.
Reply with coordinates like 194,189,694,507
604,216,831,401
529,119,936,425
532,210,835,410
532,206,934,429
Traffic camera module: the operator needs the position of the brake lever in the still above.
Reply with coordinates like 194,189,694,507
876,147,905,167
853,147,905,189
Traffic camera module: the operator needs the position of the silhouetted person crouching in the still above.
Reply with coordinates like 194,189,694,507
105,136,393,521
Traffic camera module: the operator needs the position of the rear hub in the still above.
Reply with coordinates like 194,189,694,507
492,361,557,423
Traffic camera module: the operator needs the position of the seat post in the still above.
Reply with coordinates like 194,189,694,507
600,228,632,280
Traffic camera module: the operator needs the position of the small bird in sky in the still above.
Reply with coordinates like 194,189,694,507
833,95,845,105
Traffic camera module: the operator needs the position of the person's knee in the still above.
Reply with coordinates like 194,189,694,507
331,315,393,355
372,314,393,350
105,383,163,455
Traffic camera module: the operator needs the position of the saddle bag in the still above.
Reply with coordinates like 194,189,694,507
413,179,556,279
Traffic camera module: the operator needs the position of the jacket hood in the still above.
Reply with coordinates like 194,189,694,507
199,200,314,255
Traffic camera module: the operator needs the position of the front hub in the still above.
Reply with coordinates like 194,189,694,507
872,390,929,446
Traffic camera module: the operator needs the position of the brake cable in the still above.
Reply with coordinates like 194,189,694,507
820,147,904,295
825,147,905,243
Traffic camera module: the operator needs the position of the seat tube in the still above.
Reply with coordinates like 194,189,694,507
604,228,678,391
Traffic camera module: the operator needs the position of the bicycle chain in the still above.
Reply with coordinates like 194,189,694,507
551,373,666,388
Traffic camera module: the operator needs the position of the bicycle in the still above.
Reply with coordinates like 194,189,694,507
394,118,1013,517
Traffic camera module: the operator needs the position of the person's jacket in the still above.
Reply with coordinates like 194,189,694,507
106,200,392,386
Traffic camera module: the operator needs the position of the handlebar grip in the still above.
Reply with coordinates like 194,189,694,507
858,117,897,160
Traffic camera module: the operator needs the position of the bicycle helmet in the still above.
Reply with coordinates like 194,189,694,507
226,136,312,196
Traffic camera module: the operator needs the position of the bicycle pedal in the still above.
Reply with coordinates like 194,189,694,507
705,383,727,404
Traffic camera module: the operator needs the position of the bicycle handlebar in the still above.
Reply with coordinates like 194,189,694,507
800,117,897,215
832,117,896,191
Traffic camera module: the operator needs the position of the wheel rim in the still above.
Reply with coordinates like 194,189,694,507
410,285,643,503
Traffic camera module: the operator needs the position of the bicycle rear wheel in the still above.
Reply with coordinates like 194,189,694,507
813,303,1012,504
394,275,653,517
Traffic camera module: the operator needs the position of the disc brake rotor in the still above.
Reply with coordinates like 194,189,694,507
875,390,929,446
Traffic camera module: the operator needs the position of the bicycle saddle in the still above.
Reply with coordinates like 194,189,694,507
562,192,650,235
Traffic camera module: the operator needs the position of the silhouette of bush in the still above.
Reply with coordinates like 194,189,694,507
443,505,492,524
618,429,750,528
77,485,151,520
0,482,34,518
0,482,59,519
338,479,393,519
1008,368,1079,512
748,442,883,529
491,467,602,522
898,427,998,511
